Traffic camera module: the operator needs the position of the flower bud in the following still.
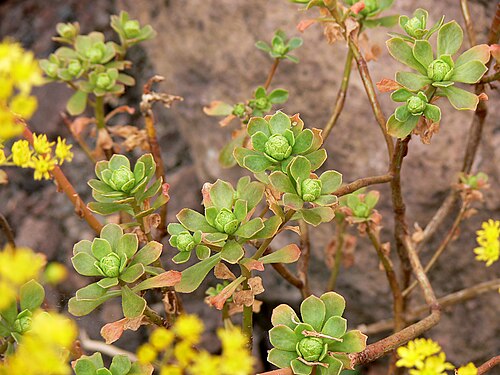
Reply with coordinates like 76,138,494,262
214,208,240,234
111,166,136,192
406,96,426,115
124,20,141,38
99,253,121,277
67,60,83,77
45,62,59,78
87,43,105,63
57,23,78,39
296,337,326,362
427,59,452,82
264,134,292,161
254,97,269,110
96,73,113,89
354,202,370,218
232,103,246,117
403,16,424,38
274,43,288,56
301,178,322,202
14,312,32,334
176,232,196,252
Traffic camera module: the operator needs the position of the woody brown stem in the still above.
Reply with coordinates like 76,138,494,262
264,59,281,90
478,355,500,375
0,213,16,248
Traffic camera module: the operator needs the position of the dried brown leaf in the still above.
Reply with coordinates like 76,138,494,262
214,263,236,280
100,316,148,344
376,78,401,92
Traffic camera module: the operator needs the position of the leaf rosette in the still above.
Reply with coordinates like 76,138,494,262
73,352,152,375
235,111,326,174
268,292,367,375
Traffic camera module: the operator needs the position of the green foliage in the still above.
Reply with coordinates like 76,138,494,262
268,292,367,375
385,14,490,138
234,111,326,173
0,280,45,347
255,30,303,63
88,153,167,218
69,223,179,318
249,86,289,117
40,12,155,115
73,352,152,375
341,190,380,222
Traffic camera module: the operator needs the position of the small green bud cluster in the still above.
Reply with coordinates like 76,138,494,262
265,134,293,161
296,337,328,362
301,178,322,202
427,59,453,81
98,253,121,278
214,208,240,235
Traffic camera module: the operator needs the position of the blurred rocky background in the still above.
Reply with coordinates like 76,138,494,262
0,0,499,373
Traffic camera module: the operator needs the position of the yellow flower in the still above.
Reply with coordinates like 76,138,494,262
409,352,454,375
218,327,253,375
0,311,77,375
188,351,221,375
44,262,68,285
9,94,38,119
11,139,32,167
55,136,73,164
474,219,500,266
396,338,442,369
0,40,23,74
137,343,157,364
457,362,478,375
9,49,43,93
160,365,182,375
32,154,56,180
0,148,6,165
32,133,55,154
174,314,204,344
174,340,196,367
0,245,46,286
0,280,16,311
150,327,174,350
0,110,24,141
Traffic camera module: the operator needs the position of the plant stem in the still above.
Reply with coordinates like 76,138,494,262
360,278,500,335
332,173,393,197
366,227,404,332
478,355,500,375
326,219,346,291
22,127,103,235
252,210,295,260
460,0,477,46
144,305,166,327
264,59,280,90
240,265,253,347
323,48,353,140
347,37,394,159
0,213,16,248
94,96,106,130
403,203,469,297
60,112,97,164
297,220,312,298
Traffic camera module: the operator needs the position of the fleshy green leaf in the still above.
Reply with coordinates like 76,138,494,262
437,21,463,57
269,89,289,104
100,224,123,250
320,292,346,318
220,240,244,264
121,286,146,318
132,271,182,292
97,277,119,289
391,88,413,102
386,113,418,139
234,218,265,238
20,280,45,311
203,101,233,116
251,215,282,239
455,44,490,67
301,295,326,332
269,111,291,135
450,60,487,84
271,304,299,329
91,238,113,260
329,330,367,353
119,263,145,283
269,325,297,351
75,282,107,300
289,156,311,182
293,129,314,154
322,316,347,341
267,348,297,369
270,171,296,193
67,90,88,116
386,38,427,75
210,180,235,211
423,104,441,123
177,208,217,233
175,254,222,293
130,241,162,266
291,358,313,375
116,233,138,259
110,355,132,375
247,117,271,137
318,355,343,375
259,244,301,264
283,193,304,210
304,149,327,170
440,86,478,110
319,170,342,194
413,40,433,68
71,252,101,277
395,71,432,91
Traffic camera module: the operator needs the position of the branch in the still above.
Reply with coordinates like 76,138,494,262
264,59,281,90
478,355,500,375
326,219,346,291
460,0,477,47
359,278,500,335
323,48,353,140
0,213,16,248
297,220,312,298
332,173,393,197
22,127,103,235
79,330,137,361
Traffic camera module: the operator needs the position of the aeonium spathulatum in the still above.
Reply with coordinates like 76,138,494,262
269,155,341,226
234,111,326,174
386,18,489,121
389,8,444,41
69,223,181,319
73,352,153,375
268,292,367,375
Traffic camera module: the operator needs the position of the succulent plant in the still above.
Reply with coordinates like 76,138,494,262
111,11,156,48
248,86,289,117
387,20,490,115
73,352,152,375
88,154,167,217
269,156,340,226
342,190,380,222
386,89,441,138
255,30,303,63
390,8,444,41
268,292,367,375
235,111,327,174
69,223,180,318
0,280,45,347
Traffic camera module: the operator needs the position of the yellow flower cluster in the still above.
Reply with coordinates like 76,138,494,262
474,219,500,266
396,338,477,375
0,245,46,310
0,311,77,375
1,134,73,181
0,39,43,142
136,314,254,375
